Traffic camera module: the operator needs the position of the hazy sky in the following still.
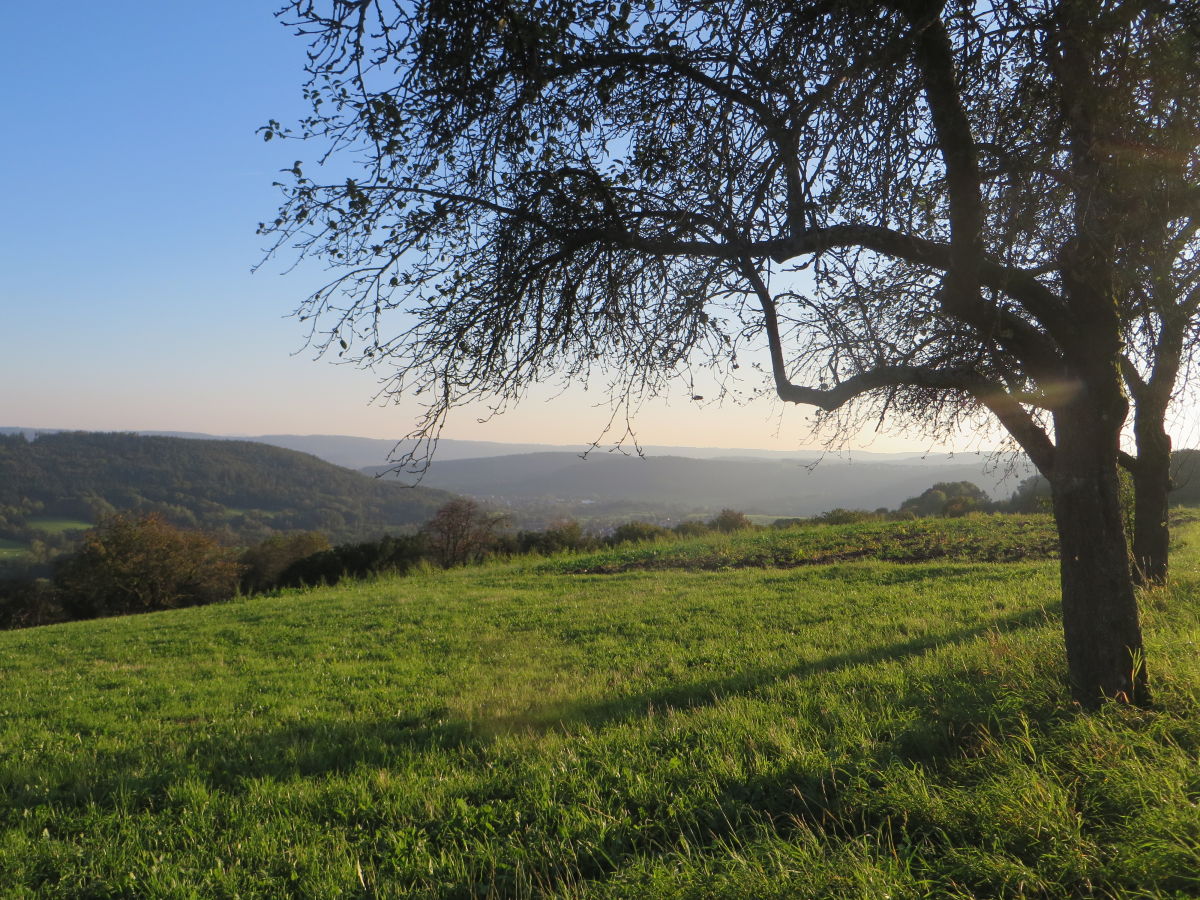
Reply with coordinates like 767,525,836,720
2,3,1193,455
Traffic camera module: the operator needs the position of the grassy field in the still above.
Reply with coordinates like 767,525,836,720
1,516,1198,897
24,517,92,536
542,514,1060,574
0,538,28,559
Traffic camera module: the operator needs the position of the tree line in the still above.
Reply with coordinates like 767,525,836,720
0,480,1069,631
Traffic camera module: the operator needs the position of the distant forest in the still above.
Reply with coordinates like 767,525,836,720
0,432,450,556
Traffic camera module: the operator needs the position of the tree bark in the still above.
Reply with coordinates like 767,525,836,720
1051,400,1149,707
1132,420,1172,585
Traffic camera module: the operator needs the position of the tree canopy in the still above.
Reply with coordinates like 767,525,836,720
265,0,1200,706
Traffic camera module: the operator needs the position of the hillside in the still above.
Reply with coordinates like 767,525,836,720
0,432,451,550
1,427,927,469
370,451,1037,518
0,517,1197,896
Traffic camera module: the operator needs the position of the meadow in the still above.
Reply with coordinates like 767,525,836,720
1,516,1198,898
0,539,26,560
24,518,92,536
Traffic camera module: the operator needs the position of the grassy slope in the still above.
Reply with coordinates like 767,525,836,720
1,519,1198,898
542,514,1060,573
24,517,92,535
0,538,27,558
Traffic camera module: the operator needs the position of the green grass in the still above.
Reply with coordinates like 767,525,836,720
24,517,91,535
0,537,28,559
546,514,1059,574
1,517,1198,897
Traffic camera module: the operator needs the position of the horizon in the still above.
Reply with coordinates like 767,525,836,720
5,423,1197,460
0,424,989,459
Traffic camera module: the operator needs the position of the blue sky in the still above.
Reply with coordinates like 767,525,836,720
0,1,875,452
3,4,1190,455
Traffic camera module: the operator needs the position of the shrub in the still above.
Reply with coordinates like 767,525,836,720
673,520,712,537
277,534,425,588
517,520,592,555
708,509,754,533
54,514,241,619
1005,476,1051,513
608,521,671,545
816,508,879,525
900,481,991,517
943,496,980,518
239,531,331,594
0,578,66,630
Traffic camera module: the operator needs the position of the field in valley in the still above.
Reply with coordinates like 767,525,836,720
1,515,1198,897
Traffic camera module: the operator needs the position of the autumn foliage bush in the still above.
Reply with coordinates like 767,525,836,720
54,513,241,619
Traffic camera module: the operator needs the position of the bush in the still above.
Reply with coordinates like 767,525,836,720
0,578,66,630
900,481,991,517
673,520,712,537
277,534,425,588
1004,476,1051,513
943,496,980,518
815,508,879,525
517,520,593,555
608,521,671,545
708,509,754,533
240,531,331,594
54,514,241,619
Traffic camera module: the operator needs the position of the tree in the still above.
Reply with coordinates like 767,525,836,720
608,521,672,544
55,514,241,618
900,481,990,517
517,519,592,554
709,509,754,533
1006,475,1053,514
239,531,332,594
422,499,508,567
263,1,1200,706
1122,270,1200,584
277,533,426,587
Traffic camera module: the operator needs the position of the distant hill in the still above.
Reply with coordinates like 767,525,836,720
0,432,451,547
367,451,1037,519
1,427,935,471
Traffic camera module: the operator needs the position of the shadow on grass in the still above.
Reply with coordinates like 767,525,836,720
32,603,1058,814
17,600,1131,899
550,663,1094,900
505,604,1057,734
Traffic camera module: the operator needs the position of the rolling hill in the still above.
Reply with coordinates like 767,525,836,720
2,427,930,470
0,432,451,549
368,451,1037,518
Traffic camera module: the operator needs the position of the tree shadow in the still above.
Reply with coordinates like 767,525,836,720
30,603,1058,816
496,604,1057,735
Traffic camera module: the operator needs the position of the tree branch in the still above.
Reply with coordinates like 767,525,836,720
742,259,1057,473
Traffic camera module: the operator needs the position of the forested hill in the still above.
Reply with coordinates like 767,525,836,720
0,432,451,545
369,451,1033,517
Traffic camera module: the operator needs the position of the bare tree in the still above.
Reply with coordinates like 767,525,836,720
422,499,507,568
261,0,1200,707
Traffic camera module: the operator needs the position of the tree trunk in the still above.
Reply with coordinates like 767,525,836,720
1131,421,1172,585
1051,402,1149,708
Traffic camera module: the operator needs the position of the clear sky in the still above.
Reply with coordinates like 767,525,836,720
1,3,1193,455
